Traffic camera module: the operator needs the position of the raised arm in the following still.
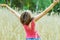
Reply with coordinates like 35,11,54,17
34,0,59,22
0,4,20,19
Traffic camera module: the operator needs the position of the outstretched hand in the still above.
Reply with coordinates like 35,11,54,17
0,4,7,7
53,0,59,3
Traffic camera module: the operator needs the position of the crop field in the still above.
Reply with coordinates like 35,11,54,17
0,8,60,40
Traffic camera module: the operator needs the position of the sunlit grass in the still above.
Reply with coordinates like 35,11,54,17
0,8,60,40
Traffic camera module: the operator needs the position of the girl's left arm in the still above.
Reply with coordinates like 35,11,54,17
0,4,20,19
34,0,59,22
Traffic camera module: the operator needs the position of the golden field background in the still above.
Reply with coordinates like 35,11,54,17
0,8,60,40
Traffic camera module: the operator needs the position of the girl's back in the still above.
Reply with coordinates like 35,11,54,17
23,20,40,38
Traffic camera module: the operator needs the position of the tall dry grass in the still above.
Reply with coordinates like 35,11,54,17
0,8,60,40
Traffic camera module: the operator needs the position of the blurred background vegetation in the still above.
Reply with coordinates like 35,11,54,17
0,0,60,15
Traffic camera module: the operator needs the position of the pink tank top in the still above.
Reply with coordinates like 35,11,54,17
23,20,40,38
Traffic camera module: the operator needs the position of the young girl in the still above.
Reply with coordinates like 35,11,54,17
0,0,59,40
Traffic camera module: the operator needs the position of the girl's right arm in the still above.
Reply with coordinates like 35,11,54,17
0,4,20,19
34,0,59,22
